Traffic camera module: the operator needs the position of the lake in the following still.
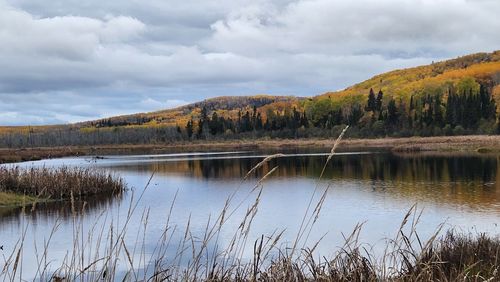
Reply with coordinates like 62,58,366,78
1,149,499,278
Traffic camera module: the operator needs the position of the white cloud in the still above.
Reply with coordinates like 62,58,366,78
138,97,188,111
165,99,189,109
206,0,500,56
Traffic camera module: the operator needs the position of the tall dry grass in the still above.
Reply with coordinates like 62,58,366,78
0,126,499,281
0,166,125,200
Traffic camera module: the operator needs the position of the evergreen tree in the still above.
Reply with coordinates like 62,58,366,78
240,111,252,132
255,113,263,130
292,107,301,129
300,111,309,128
387,98,398,124
433,95,444,127
209,112,219,135
376,90,384,111
479,84,496,120
446,89,458,126
252,106,258,128
185,119,194,138
198,106,209,136
398,99,409,131
237,110,242,133
366,88,376,112
348,104,363,125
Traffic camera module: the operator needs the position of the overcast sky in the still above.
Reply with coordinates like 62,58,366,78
1,0,500,125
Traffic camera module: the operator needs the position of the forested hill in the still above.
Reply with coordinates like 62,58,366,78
78,95,303,129
318,51,500,104
2,50,500,147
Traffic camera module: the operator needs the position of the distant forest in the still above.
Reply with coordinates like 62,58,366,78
184,79,497,139
0,76,498,148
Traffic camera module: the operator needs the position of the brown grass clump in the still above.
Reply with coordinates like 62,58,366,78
402,231,500,281
0,166,125,201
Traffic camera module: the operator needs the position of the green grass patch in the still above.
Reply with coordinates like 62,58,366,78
0,191,41,207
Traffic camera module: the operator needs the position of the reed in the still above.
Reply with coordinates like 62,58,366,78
0,166,125,204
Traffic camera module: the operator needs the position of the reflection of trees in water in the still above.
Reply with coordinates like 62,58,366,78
109,153,498,182
326,154,500,209
109,153,500,209
301,153,498,184
0,192,124,225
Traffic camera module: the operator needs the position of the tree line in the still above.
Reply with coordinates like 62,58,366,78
185,106,309,139
182,79,497,139
0,77,498,148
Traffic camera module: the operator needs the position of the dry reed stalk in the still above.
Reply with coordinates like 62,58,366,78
244,153,285,180
292,125,349,256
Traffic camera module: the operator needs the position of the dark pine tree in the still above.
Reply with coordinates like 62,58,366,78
479,84,496,120
433,95,444,127
185,119,194,138
366,88,376,112
255,112,263,130
300,111,309,128
387,99,398,124
445,88,458,126
209,112,219,135
376,90,384,112
348,104,363,125
197,106,209,136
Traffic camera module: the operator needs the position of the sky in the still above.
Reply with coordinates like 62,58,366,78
1,0,500,125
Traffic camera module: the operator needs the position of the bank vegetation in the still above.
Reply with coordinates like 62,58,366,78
0,166,125,206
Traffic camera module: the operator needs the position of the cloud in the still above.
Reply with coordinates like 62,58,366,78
206,0,500,56
1,0,500,125
139,98,188,111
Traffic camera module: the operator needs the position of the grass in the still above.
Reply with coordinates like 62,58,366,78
0,192,39,207
0,166,125,206
0,126,498,281
402,232,500,281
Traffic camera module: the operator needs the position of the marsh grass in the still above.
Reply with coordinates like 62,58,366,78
0,192,39,207
0,127,499,281
0,166,125,206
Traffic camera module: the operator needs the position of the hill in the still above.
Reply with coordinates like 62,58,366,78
317,51,500,105
79,95,303,128
1,50,500,147
85,50,500,130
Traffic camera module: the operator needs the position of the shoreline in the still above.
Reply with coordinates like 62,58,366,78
1,135,500,164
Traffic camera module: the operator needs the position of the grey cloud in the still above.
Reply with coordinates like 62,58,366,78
206,0,500,57
0,0,499,125
0,90,189,125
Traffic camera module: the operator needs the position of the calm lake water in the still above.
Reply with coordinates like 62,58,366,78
1,150,500,278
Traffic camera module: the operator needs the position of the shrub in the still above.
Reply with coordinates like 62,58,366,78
453,125,465,135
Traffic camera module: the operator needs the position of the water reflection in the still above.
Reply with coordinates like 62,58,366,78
0,193,124,226
3,152,500,218
103,152,498,182
1,151,499,280
93,152,500,212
